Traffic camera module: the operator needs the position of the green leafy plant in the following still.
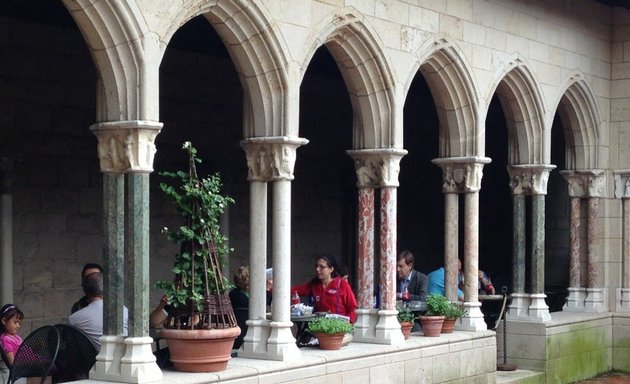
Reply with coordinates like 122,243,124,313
444,302,467,319
425,294,450,316
156,142,235,316
397,307,416,323
307,317,354,335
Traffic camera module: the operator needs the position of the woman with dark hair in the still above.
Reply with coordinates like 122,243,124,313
291,256,358,323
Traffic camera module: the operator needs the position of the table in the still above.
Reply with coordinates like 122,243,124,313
291,314,319,346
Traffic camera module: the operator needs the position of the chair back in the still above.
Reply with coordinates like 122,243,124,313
8,325,60,384
53,324,97,382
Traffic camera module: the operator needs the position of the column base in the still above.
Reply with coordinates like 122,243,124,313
264,321,301,361
528,293,551,322
584,288,606,313
119,336,162,383
507,293,530,319
457,302,486,331
373,309,404,345
352,308,380,343
90,335,126,381
618,288,630,311
238,319,272,359
563,287,586,311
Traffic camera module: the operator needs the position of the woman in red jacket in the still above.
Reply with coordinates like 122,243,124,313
291,256,358,323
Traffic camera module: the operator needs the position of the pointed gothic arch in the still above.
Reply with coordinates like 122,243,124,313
64,0,290,137
487,55,548,165
298,8,397,149
553,71,603,170
405,38,480,158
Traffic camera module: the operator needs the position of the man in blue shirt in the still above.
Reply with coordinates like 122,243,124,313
427,259,464,300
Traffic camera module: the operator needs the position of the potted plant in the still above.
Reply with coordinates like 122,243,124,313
397,307,416,339
441,301,467,333
419,294,448,337
155,142,240,372
307,317,354,350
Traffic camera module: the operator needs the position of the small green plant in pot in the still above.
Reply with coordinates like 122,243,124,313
419,294,448,337
441,301,467,334
397,307,416,339
307,317,353,350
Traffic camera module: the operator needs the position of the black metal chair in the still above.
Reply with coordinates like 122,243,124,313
8,325,60,384
52,324,97,383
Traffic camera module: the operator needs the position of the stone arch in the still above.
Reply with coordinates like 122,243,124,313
64,0,290,137
405,37,480,158
62,0,154,121
298,8,397,149
552,71,603,170
486,55,547,165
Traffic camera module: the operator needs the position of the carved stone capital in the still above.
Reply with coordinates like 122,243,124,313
614,170,630,199
90,121,163,174
346,149,408,188
507,164,556,195
560,169,605,198
241,137,309,181
431,157,491,193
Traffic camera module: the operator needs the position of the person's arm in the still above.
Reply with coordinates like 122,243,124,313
149,296,169,328
340,279,358,323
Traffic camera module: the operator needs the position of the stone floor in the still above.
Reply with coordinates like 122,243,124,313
572,372,630,383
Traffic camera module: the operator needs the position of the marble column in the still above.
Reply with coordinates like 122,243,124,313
90,121,163,383
241,137,307,361
444,193,459,302
0,158,14,305
507,165,554,321
562,170,605,313
564,196,584,310
433,157,490,331
614,171,630,310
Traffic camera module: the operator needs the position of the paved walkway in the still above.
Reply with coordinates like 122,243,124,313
573,372,630,383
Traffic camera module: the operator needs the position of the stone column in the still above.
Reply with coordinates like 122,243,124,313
90,121,163,383
564,196,584,310
241,137,307,361
507,165,554,321
347,150,377,343
614,171,630,310
433,157,491,331
562,170,605,313
374,150,406,344
444,193,458,302
0,158,14,305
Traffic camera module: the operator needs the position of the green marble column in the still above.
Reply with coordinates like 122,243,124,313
531,195,545,294
103,173,125,335
512,194,526,293
126,173,150,337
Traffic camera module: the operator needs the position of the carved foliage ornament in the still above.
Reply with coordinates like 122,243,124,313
242,138,308,181
507,165,556,195
441,162,484,193
90,121,162,174
561,170,604,198
348,150,407,188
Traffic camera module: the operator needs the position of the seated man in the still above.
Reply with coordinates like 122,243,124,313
428,259,464,300
71,263,104,314
68,271,128,351
396,250,428,301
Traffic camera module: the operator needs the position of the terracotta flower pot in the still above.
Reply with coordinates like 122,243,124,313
418,315,444,337
159,327,240,372
400,321,413,339
314,332,345,350
441,318,457,333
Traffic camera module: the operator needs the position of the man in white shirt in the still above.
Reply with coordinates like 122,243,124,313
68,271,128,351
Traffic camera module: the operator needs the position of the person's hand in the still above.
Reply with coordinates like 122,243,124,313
158,295,169,309
266,278,273,291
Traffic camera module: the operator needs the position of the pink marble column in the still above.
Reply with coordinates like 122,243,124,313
625,199,630,288
380,187,397,311
357,187,375,308
587,198,599,288
463,192,479,303
444,193,459,301
569,197,581,287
